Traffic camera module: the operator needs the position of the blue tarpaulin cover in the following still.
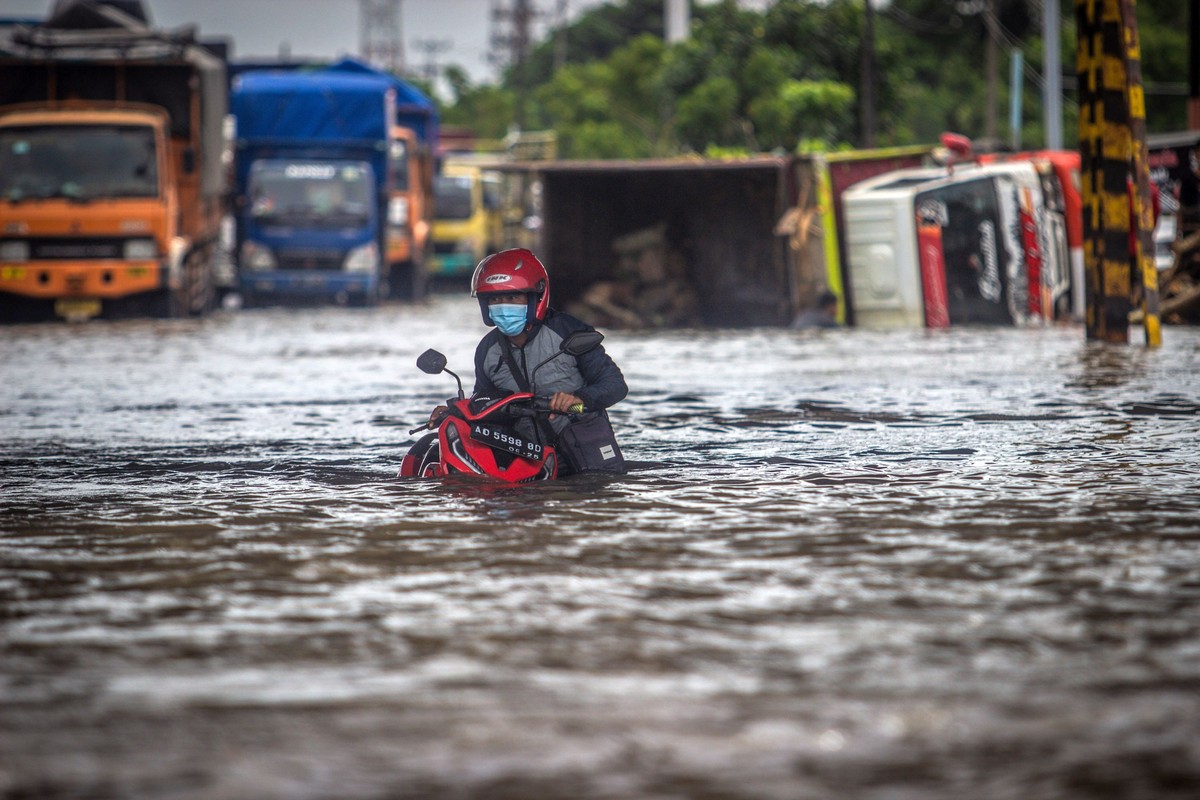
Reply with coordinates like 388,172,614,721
323,57,438,146
232,70,393,145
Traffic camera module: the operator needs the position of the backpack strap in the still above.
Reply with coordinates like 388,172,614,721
498,335,556,445
498,334,531,392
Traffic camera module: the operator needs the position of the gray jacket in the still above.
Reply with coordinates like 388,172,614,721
472,309,627,437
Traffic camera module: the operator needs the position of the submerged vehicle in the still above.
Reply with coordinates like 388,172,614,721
399,330,601,482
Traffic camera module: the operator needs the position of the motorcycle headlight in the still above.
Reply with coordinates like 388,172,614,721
239,240,276,271
123,238,157,260
0,240,30,262
344,241,379,273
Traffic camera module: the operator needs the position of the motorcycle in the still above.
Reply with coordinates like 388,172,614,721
398,330,604,482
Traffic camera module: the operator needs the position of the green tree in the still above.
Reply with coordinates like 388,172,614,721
438,65,515,140
532,33,673,158
435,0,1187,157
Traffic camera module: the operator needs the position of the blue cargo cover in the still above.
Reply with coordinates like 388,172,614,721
232,70,393,146
323,58,438,147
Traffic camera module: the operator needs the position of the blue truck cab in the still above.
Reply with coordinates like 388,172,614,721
231,70,394,305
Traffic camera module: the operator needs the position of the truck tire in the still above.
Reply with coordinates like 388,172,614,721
183,246,216,316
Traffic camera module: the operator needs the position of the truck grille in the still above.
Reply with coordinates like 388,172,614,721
30,238,124,260
275,248,345,271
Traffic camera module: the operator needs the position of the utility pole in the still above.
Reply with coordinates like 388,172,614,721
554,0,568,71
983,0,999,141
665,0,690,44
860,0,876,148
1191,0,1200,128
1044,0,1063,148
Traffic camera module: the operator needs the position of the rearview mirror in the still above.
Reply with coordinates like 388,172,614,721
416,349,447,375
560,330,603,357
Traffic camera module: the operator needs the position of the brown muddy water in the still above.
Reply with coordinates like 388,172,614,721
2,296,1199,800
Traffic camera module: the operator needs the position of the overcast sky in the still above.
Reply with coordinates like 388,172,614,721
2,0,609,88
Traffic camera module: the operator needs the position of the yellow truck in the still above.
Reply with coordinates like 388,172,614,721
0,1,225,321
428,162,503,279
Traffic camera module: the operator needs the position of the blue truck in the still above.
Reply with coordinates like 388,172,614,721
231,68,395,306
325,59,438,300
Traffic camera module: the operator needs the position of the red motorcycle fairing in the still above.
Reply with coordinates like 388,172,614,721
399,395,560,482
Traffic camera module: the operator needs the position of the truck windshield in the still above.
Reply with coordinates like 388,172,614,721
435,175,473,220
249,161,373,228
0,124,158,202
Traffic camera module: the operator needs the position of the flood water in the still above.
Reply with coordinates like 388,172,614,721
2,296,1199,799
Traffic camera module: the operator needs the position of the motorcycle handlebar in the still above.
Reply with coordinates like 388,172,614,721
411,398,586,436
531,396,586,415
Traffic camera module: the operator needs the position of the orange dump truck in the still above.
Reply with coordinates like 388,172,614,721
0,0,226,321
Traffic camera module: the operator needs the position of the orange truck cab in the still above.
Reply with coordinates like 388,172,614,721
0,2,225,322
386,125,434,299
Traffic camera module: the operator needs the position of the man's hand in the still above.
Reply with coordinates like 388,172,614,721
549,392,583,414
428,405,448,427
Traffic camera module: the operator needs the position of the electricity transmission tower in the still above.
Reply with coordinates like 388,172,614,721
490,0,566,128
412,38,452,81
360,0,405,74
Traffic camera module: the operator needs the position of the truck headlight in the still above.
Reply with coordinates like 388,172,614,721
123,238,158,260
0,240,30,262
388,197,409,227
239,240,276,271
344,241,379,273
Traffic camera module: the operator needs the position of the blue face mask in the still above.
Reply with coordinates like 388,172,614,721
489,303,528,336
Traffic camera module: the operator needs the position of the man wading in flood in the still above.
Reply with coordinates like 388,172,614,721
429,248,628,475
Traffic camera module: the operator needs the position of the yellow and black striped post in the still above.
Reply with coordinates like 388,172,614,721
1122,0,1162,346
1075,0,1161,346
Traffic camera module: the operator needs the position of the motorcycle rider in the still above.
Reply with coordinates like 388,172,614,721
430,248,627,475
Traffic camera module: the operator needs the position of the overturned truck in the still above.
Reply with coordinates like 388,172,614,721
497,148,933,329
500,157,800,328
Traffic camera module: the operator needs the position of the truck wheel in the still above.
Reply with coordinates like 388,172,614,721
184,247,216,316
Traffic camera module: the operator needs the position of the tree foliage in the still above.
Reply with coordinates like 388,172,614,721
435,0,1188,159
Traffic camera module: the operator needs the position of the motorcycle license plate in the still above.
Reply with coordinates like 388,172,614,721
470,424,544,460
